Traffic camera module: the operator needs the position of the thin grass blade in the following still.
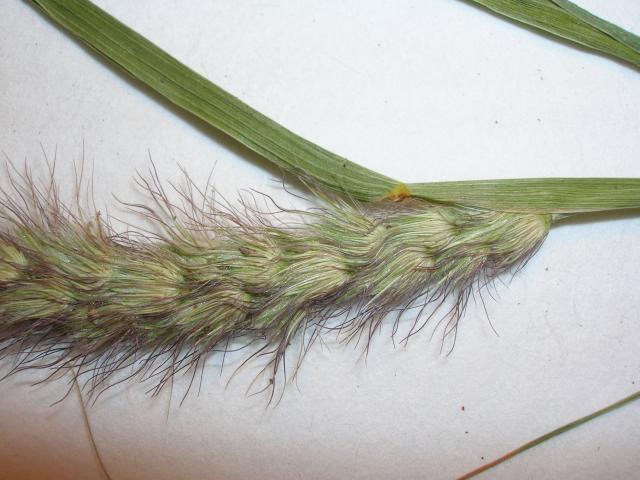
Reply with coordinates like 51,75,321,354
468,0,640,68
457,388,640,479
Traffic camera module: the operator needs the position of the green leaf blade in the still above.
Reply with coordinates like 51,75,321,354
468,0,640,68
30,0,640,215
408,177,640,213
32,0,398,201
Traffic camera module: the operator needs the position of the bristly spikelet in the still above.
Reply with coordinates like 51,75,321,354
0,164,551,399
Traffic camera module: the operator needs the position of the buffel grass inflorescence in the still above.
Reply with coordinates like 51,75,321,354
0,161,550,399
2,0,638,408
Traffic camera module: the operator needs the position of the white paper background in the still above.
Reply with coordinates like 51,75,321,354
1,1,639,479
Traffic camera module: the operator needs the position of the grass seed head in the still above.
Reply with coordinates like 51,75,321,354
0,163,551,398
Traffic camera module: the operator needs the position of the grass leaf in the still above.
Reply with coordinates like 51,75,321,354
30,0,640,214
468,0,640,68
